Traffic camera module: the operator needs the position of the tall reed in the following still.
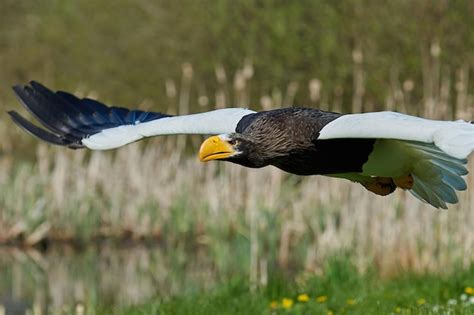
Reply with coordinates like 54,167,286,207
0,46,473,281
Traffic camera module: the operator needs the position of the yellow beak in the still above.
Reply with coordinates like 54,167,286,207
199,136,235,162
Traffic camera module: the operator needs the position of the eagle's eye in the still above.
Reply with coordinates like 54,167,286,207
228,139,238,146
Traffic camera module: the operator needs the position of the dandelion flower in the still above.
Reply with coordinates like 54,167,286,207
316,295,328,303
417,298,426,305
297,294,310,302
447,299,457,305
465,287,474,295
346,298,357,305
282,298,294,309
269,301,279,309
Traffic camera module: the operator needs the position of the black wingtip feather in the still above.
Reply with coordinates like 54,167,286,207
10,81,171,149
13,84,83,141
8,110,83,148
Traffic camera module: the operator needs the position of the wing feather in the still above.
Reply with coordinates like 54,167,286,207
319,111,474,159
9,81,255,150
360,139,468,209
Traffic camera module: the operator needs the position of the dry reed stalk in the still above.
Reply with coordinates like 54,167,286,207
283,82,298,107
1,143,471,275
352,47,364,112
214,64,228,109
0,51,473,277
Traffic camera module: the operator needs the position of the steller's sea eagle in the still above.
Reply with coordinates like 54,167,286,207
8,81,474,209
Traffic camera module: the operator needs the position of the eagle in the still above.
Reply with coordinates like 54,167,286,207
8,81,474,209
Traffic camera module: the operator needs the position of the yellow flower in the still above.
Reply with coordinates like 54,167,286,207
417,298,426,305
281,298,294,309
269,301,278,309
327,311,334,315
395,307,402,313
346,298,357,305
316,295,328,303
465,287,474,295
297,293,310,302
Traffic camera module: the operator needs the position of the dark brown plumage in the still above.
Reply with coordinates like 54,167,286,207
225,108,376,175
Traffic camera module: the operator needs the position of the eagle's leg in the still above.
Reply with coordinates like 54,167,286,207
361,177,397,196
327,173,398,196
393,174,414,190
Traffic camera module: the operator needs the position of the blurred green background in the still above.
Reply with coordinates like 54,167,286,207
1,0,474,111
1,1,474,314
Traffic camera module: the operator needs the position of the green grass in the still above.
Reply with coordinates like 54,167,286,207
101,259,474,315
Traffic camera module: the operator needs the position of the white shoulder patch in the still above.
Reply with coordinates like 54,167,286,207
319,111,474,159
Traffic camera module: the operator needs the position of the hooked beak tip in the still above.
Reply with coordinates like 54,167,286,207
199,135,235,162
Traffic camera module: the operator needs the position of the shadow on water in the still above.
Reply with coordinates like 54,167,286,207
0,241,273,314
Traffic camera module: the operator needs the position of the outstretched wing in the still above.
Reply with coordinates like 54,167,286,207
319,111,474,209
8,81,255,150
319,111,474,160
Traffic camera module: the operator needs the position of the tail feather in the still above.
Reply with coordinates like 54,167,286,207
429,179,458,204
411,174,447,208
405,141,468,209
429,159,468,177
406,142,468,170
440,170,467,191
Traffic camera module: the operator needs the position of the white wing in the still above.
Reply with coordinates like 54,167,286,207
319,111,474,159
321,111,473,209
359,139,468,209
9,81,255,150
82,108,255,150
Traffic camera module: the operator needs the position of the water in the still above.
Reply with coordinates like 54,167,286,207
0,243,254,313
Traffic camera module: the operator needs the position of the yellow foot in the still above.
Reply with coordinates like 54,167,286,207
393,174,414,190
362,177,396,196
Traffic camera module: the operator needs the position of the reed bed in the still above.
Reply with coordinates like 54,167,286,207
1,141,473,274
0,49,473,280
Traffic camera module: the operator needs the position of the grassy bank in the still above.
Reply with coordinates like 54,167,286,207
96,258,474,315
2,244,474,314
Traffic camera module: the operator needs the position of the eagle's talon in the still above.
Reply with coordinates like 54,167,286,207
362,177,396,196
394,174,414,190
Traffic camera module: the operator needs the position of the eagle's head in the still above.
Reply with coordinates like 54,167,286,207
198,133,271,168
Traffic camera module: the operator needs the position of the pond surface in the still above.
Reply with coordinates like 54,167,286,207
0,242,263,314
